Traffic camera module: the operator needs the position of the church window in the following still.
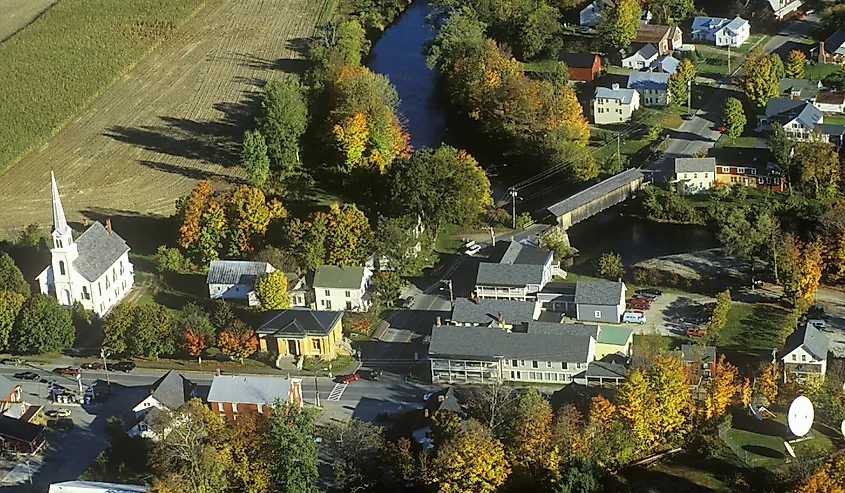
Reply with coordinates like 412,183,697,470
59,261,65,276
56,238,62,249
113,268,116,282
82,286,90,300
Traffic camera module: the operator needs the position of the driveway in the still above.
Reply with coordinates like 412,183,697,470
762,14,820,57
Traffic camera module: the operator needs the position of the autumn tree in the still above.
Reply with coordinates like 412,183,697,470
102,302,135,355
241,130,271,187
255,77,308,177
11,294,74,353
254,270,290,310
759,363,779,405
596,252,625,280
0,291,25,352
770,53,785,80
322,419,386,492
598,0,641,49
721,97,746,141
373,215,434,275
785,50,807,79
388,146,493,229
464,380,518,440
0,253,29,297
821,200,845,283
793,141,841,199
791,450,845,493
738,49,780,107
616,368,659,451
178,303,215,343
650,354,694,442
553,404,585,463
220,412,273,493
708,289,731,343
285,203,374,269
217,320,259,364
648,0,694,24
740,377,752,408
508,389,560,484
426,420,511,493
432,410,463,448
780,236,824,305
267,402,320,493
704,355,740,419
797,241,825,305
129,302,175,359
668,58,696,108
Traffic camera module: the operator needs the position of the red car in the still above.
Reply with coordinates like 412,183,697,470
630,296,652,306
628,302,650,311
53,366,79,375
686,327,708,337
716,125,726,132
341,373,360,384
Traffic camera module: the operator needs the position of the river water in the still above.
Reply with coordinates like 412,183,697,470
366,2,718,266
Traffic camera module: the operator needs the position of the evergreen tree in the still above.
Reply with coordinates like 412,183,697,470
241,130,270,186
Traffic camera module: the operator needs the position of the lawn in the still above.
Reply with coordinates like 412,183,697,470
713,135,762,149
805,62,841,81
0,0,207,173
719,301,789,349
824,114,845,125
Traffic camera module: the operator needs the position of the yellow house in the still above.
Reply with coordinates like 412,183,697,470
595,325,634,360
256,309,345,359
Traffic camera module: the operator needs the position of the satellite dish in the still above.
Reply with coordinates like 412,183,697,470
749,403,762,421
840,420,845,439
783,440,796,458
787,396,814,437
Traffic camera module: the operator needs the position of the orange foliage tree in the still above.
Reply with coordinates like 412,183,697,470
217,321,259,364
180,327,208,360
791,451,845,493
703,355,741,420
759,363,779,405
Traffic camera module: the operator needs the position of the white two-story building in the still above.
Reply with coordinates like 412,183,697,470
674,157,716,193
593,84,641,125
781,323,829,383
312,265,372,312
691,16,750,47
475,241,558,300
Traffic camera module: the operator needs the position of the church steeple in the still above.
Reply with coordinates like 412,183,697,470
51,172,73,249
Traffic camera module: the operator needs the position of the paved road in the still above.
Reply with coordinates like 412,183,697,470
762,14,820,56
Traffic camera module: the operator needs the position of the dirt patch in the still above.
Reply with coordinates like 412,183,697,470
0,0,321,237
0,0,59,42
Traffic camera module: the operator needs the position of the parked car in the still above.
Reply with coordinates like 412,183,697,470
636,288,662,298
13,371,39,380
628,302,651,311
2,358,25,366
622,312,646,324
367,369,382,381
46,409,72,418
48,418,74,431
686,327,708,337
808,319,827,330
107,361,136,372
809,304,826,318
401,296,415,309
53,366,79,375
423,392,433,401
81,362,103,370
630,297,652,307
464,244,482,256
340,373,360,384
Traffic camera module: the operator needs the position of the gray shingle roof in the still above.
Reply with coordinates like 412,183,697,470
764,99,822,129
0,376,17,401
681,344,716,364
817,123,845,136
625,43,659,63
313,266,366,289
574,281,624,306
547,168,644,218
476,263,545,287
207,375,296,405
429,325,594,362
778,78,821,100
72,222,130,282
825,29,845,56
675,157,716,174
148,370,194,410
0,415,44,443
782,323,829,361
256,309,342,338
724,16,749,34
425,387,462,415
558,53,599,68
595,86,638,105
451,298,537,326
585,360,627,379
206,260,272,285
527,321,599,339
627,71,670,91
656,55,679,74
488,241,552,265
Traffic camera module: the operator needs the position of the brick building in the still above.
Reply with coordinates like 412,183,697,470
207,375,303,419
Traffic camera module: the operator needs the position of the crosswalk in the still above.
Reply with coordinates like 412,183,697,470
327,383,348,401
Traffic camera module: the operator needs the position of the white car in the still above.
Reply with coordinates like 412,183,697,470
808,319,827,330
464,244,482,256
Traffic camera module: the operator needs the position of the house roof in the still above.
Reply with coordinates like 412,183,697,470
763,99,822,128
691,16,730,35
206,260,272,286
72,222,130,282
256,309,343,338
624,43,659,63
627,71,670,91
783,323,830,361
597,325,633,346
0,415,44,444
594,86,638,105
816,92,845,104
681,344,717,364
207,375,298,405
527,321,600,338
48,481,150,492
817,123,845,137
574,281,625,306
558,53,599,68
547,168,644,218
724,16,749,35
767,0,803,16
312,266,366,289
675,157,716,174
429,325,594,362
634,24,673,44
476,263,545,287
824,29,845,56
424,387,462,415
488,240,552,265
148,370,193,410
655,55,679,74
585,360,627,379
450,298,537,326
0,376,18,401
778,78,821,100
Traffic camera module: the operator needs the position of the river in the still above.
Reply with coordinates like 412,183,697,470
366,2,718,265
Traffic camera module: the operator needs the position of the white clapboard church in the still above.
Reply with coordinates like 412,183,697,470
36,173,134,317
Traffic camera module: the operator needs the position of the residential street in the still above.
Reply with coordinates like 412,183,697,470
762,14,820,56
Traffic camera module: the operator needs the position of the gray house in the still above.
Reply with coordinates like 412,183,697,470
475,241,557,300
207,260,275,306
450,298,540,330
574,281,626,323
781,323,829,382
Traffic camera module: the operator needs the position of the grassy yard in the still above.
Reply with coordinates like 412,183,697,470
591,106,682,164
0,0,207,173
805,62,841,81
824,114,845,125
713,135,763,149
719,301,789,349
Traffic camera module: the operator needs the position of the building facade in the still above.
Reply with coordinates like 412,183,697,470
634,25,683,55
559,53,601,82
574,281,626,323
691,16,750,47
715,165,786,192
627,72,670,107
256,309,346,360
781,323,828,383
674,157,716,193
475,241,557,300
313,266,372,312
593,85,641,125
622,44,659,69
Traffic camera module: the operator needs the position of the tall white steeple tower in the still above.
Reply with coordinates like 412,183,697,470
51,171,74,250
50,172,78,306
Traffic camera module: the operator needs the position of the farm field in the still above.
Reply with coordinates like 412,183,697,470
0,0,59,42
0,0,322,236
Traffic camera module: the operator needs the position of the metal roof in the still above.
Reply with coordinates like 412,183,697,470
206,260,272,285
527,321,599,338
674,157,716,174
476,263,545,287
429,325,594,362
782,323,829,361
595,86,637,105
656,55,679,74
488,240,552,265
574,281,625,306
547,168,644,218
627,71,670,91
207,375,297,405
313,266,366,289
256,309,342,338
72,222,130,282
49,481,150,492
451,298,537,326
597,325,633,346
585,360,627,379
634,24,674,44
825,29,845,56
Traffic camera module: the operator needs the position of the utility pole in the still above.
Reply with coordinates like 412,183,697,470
100,348,111,394
446,279,454,304
616,133,621,160
687,79,692,116
509,188,518,229
727,43,731,74
489,226,495,246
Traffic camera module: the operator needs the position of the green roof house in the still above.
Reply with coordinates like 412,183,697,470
596,325,633,359
312,266,372,312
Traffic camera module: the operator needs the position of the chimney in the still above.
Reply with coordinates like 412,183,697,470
436,316,441,326
106,218,112,234
216,368,222,376
819,41,826,63
83,218,89,227
611,83,620,91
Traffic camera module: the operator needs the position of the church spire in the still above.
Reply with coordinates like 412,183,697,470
51,171,70,236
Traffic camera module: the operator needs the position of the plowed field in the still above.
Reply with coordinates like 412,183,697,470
0,0,321,236
0,0,59,41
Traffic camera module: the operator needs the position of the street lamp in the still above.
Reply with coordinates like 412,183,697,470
100,348,111,394
687,79,692,116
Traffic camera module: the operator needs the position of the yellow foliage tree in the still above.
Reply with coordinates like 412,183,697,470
509,390,560,483
650,354,694,440
552,405,585,463
791,451,845,493
740,378,752,408
589,395,616,428
616,368,659,451
797,241,824,305
426,421,511,493
759,363,779,405
703,355,740,420
333,112,370,170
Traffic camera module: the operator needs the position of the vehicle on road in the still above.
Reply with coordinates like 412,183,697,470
716,125,726,132
623,312,646,324
686,327,708,337
2,358,25,366
53,366,79,375
48,418,74,431
463,239,476,249
13,371,38,380
682,113,694,121
636,288,662,297
464,244,482,256
367,369,382,381
808,319,827,330
340,373,360,384
46,409,71,418
81,362,103,370
107,361,136,372
809,304,826,318
423,392,433,401
401,296,415,309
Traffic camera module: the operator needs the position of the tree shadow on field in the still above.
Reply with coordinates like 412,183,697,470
233,52,311,75
79,208,178,255
105,117,238,166
286,38,310,58
139,160,228,183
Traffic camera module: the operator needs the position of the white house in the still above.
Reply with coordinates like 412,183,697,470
312,265,372,312
781,323,829,383
691,16,750,47
206,260,275,307
757,98,845,146
815,92,845,114
475,241,559,301
622,43,659,69
627,71,671,107
767,0,803,21
674,157,716,193
592,84,641,125
36,173,134,317
49,482,149,493
128,370,195,439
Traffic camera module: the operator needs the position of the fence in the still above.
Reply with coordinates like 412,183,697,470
717,422,827,471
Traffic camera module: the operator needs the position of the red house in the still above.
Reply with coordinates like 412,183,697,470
0,415,46,454
681,345,717,382
207,375,303,419
558,53,601,82
716,164,786,192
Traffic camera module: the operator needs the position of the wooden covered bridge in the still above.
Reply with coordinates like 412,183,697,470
545,168,645,229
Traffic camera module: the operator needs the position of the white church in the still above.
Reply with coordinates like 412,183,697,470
36,173,135,317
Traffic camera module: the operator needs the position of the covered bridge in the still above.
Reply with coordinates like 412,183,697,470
545,168,645,229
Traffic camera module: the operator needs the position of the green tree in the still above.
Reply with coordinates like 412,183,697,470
668,58,696,108
212,300,236,333
252,246,300,275
11,294,74,353
322,419,385,492
426,9,487,71
785,50,806,78
0,252,29,297
371,271,406,307
721,97,746,141
768,123,792,186
178,303,216,344
822,4,845,34
556,460,603,493
267,402,320,493
102,302,135,355
717,208,763,261
153,245,191,275
597,252,625,280
16,223,44,248
389,146,493,229
649,0,694,24
129,303,175,358
255,78,308,176
739,49,779,107
519,4,562,59
308,19,371,86
770,53,785,80
254,270,290,310
598,0,641,49
241,130,271,186
373,215,433,275
793,141,841,199
709,289,731,343
0,291,26,352
538,130,599,182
